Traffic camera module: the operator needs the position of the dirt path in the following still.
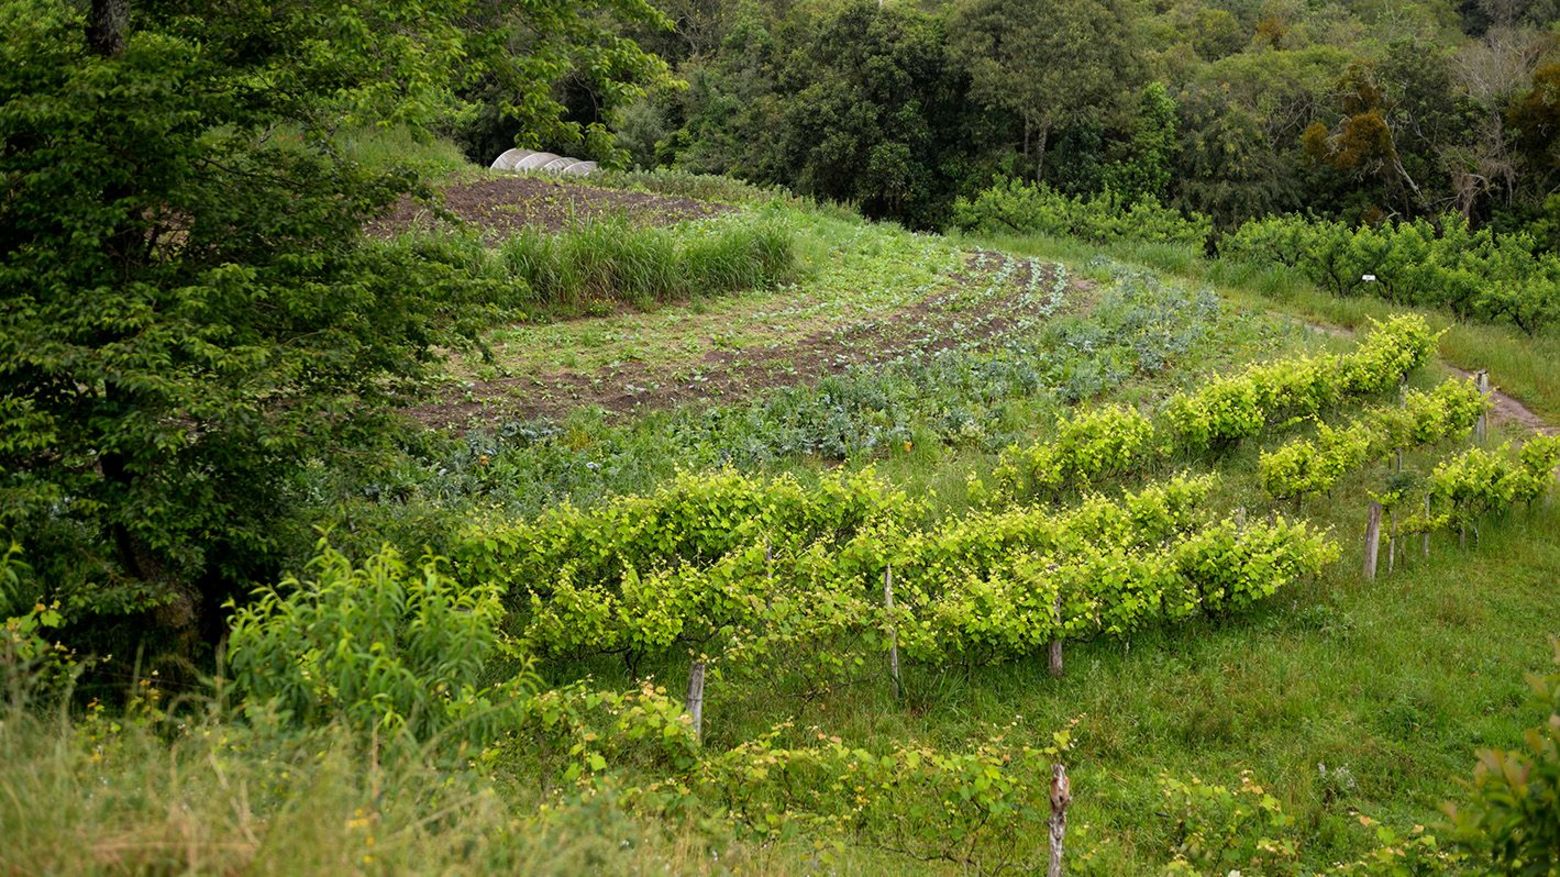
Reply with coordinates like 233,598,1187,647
1445,366,1557,436
1300,320,1555,436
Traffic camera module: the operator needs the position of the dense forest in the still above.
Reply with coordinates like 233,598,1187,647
506,0,1560,237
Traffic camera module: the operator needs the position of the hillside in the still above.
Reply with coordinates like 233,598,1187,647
6,161,1558,875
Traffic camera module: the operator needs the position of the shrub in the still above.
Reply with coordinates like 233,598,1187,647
226,543,526,742
952,178,1213,248
1222,214,1560,335
1446,639,1560,875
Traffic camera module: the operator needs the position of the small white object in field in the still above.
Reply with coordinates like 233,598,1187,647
1362,274,1378,282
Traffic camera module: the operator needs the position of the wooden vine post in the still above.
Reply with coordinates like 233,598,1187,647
1363,501,1383,580
1048,763,1071,877
1049,594,1064,677
1422,495,1432,559
1475,369,1490,443
1389,452,1402,574
884,564,902,699
685,660,706,741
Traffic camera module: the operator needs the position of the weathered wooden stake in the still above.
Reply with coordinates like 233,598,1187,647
1363,502,1383,580
1387,509,1397,575
1422,495,1432,559
1475,369,1490,443
884,565,901,699
685,660,706,741
1048,764,1071,877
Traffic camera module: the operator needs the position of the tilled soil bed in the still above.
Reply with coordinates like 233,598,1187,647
410,252,1089,428
370,176,737,237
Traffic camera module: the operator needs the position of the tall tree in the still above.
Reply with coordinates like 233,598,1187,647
948,0,1140,182
0,0,666,656
769,1,973,227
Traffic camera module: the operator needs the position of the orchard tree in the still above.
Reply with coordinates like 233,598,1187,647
949,0,1140,182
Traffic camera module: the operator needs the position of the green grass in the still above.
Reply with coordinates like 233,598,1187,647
0,704,847,876
471,206,962,378
335,125,472,179
495,212,796,310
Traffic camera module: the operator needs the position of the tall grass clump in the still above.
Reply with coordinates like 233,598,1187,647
500,215,795,308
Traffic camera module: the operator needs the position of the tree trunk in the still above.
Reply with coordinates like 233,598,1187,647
1035,121,1051,183
88,0,129,57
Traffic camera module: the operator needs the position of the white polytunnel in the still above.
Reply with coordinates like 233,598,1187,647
489,149,599,177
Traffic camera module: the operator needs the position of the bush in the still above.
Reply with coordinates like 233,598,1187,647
226,543,527,742
1222,214,1560,335
951,179,1213,248
1446,639,1560,875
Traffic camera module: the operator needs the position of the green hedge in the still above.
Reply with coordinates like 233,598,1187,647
1221,213,1560,335
951,179,1212,248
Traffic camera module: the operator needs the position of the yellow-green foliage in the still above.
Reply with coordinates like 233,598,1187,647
1424,436,1560,531
1258,377,1488,503
996,314,1438,502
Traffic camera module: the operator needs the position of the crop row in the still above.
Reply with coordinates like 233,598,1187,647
1258,377,1488,505
460,473,1336,671
1222,213,1560,335
992,314,1438,501
1407,436,1560,537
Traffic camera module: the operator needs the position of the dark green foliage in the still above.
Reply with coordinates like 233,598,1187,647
0,1,521,643
450,0,677,166
768,2,974,228
948,0,1140,183
632,1,1560,240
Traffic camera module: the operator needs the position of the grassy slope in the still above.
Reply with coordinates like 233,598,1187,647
6,173,1557,875
481,212,1560,872
463,200,1560,870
